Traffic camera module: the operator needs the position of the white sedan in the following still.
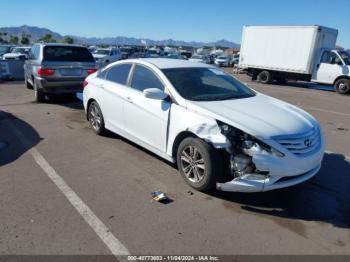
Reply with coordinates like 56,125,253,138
83,59,325,192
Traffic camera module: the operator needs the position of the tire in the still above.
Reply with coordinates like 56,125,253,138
258,71,273,84
25,76,33,90
88,101,106,135
335,78,350,94
33,81,45,103
177,138,222,192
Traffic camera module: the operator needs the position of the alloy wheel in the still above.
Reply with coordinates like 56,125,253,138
89,103,102,131
180,145,206,183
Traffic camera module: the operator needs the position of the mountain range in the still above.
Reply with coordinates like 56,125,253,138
0,25,240,48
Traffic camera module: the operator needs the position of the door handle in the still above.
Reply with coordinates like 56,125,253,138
126,97,133,103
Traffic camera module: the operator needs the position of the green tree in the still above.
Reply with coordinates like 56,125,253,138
39,34,57,43
62,36,74,44
21,34,31,45
10,36,19,44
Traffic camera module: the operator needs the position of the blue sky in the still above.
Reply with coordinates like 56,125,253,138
1,0,349,47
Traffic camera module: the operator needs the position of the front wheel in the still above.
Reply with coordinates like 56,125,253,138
335,78,350,94
177,138,222,192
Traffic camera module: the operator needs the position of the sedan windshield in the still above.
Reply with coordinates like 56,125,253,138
163,67,255,101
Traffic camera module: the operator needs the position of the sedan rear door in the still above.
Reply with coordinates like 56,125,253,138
97,63,133,132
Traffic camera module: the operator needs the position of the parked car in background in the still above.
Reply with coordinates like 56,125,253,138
0,45,15,59
189,54,210,64
230,54,240,67
24,43,97,102
83,58,324,193
215,55,230,67
128,52,151,59
167,53,186,60
92,48,122,67
120,47,134,59
2,46,31,60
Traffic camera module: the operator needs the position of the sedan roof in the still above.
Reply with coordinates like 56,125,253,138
133,58,212,69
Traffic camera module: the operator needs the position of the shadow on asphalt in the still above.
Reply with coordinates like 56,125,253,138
46,94,84,110
260,79,336,92
0,112,41,167
210,152,350,229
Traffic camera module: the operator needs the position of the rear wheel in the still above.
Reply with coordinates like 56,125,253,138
335,78,350,94
33,81,45,103
88,101,106,135
177,138,222,192
25,77,33,90
258,71,273,84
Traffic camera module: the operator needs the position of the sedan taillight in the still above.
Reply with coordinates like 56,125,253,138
83,80,89,88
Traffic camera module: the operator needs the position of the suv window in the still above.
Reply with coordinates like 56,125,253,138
43,46,94,62
106,64,132,85
131,65,164,92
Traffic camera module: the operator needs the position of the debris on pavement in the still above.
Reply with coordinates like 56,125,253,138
151,191,169,203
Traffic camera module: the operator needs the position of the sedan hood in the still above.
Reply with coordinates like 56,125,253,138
187,93,317,139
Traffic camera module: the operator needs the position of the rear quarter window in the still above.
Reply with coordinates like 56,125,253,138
43,46,94,62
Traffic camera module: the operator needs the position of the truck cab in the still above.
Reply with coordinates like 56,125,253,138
313,50,350,93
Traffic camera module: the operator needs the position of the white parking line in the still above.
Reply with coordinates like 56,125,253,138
6,118,130,256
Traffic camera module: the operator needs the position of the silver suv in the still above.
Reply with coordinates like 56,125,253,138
24,43,97,102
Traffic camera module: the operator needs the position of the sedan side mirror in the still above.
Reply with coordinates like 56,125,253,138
143,88,169,100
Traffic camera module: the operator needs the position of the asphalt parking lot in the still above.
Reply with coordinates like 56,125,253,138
0,72,349,256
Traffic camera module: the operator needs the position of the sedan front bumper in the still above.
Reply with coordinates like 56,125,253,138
217,164,321,192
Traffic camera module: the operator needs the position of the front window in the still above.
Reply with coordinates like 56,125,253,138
131,65,164,92
163,67,255,101
339,51,350,65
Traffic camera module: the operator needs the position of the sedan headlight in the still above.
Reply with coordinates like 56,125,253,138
217,121,285,158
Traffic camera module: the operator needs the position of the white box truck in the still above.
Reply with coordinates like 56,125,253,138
239,25,350,94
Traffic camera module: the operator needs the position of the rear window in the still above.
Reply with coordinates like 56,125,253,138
43,46,94,62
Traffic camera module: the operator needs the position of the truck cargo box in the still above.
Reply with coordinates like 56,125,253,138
239,25,338,75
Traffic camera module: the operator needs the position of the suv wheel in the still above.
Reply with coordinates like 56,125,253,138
335,78,350,94
258,71,273,84
88,101,106,135
25,77,33,90
177,138,222,192
33,81,45,103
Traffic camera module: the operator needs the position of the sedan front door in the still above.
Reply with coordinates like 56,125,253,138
123,64,171,153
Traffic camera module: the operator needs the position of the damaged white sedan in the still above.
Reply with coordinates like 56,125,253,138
83,58,325,192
